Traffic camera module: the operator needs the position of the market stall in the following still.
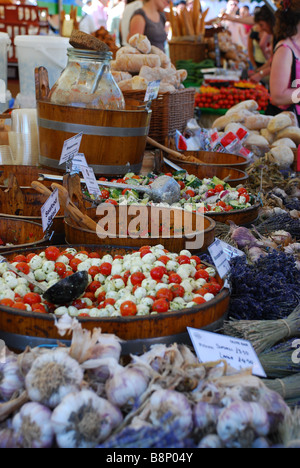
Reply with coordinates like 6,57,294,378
1,14,300,449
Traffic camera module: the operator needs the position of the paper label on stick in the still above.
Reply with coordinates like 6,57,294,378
80,165,101,197
59,132,83,165
72,153,88,172
208,238,231,278
41,188,60,232
144,80,160,102
187,327,267,378
218,239,245,261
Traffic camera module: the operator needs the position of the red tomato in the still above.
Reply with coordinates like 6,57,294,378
15,262,30,274
32,303,47,313
170,284,185,298
87,280,101,294
206,189,216,197
237,187,248,196
88,265,101,278
113,255,123,260
130,272,146,285
12,254,27,263
217,200,226,208
195,269,210,281
23,292,42,306
190,255,201,265
193,296,206,304
26,253,36,263
103,298,116,306
0,298,14,307
152,298,169,313
72,299,87,310
120,300,137,316
140,249,151,258
177,255,190,265
88,251,101,259
206,282,222,294
194,285,211,296
69,258,82,271
100,262,112,276
157,255,170,265
122,270,131,285
60,251,74,261
185,189,195,198
12,302,27,310
122,188,131,196
214,184,224,193
224,205,233,212
168,273,182,284
156,288,173,302
150,266,167,281
100,189,110,199
83,292,96,302
105,199,118,205
55,262,67,276
45,246,60,261
62,271,73,278
96,290,106,303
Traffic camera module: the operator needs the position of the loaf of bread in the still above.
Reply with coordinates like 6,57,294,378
118,76,148,91
260,128,276,145
276,125,300,144
150,45,171,68
245,133,269,146
69,30,109,52
116,54,161,73
280,111,298,127
271,137,296,148
116,46,141,59
128,33,151,54
270,145,294,168
225,99,259,115
112,71,132,83
139,66,186,89
244,114,273,130
212,110,253,130
267,113,293,133
224,122,248,134
159,82,176,93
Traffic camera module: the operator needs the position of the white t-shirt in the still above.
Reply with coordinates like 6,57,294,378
120,0,143,46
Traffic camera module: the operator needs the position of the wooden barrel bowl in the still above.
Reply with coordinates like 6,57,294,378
160,160,248,187
36,100,152,177
163,150,250,171
205,201,261,226
64,205,216,253
0,217,49,252
0,165,62,189
0,245,230,354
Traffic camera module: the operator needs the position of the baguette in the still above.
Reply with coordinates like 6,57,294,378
116,54,161,73
212,110,253,130
225,99,259,115
244,114,273,130
128,33,151,54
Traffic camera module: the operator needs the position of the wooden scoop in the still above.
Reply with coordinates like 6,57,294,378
146,136,205,164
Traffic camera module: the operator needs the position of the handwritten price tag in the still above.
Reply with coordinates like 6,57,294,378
72,153,88,172
187,327,266,378
59,132,83,166
80,166,101,197
144,80,160,102
41,188,60,232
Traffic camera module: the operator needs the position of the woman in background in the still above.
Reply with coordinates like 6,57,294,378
269,0,300,124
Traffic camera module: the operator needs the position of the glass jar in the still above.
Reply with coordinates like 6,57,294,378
48,48,125,110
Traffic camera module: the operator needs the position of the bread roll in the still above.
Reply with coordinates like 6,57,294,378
128,33,151,54
276,126,300,145
271,137,296,149
224,123,248,134
159,83,176,93
267,113,293,133
212,110,253,130
281,111,298,127
116,46,141,59
116,54,161,73
118,76,148,91
225,99,259,115
270,145,294,168
244,114,273,130
150,45,171,68
112,71,132,83
260,128,276,145
245,133,269,146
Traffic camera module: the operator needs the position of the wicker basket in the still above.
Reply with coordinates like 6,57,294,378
123,88,195,145
168,41,207,66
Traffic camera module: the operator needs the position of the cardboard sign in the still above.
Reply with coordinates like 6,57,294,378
218,238,245,261
72,153,88,172
41,188,60,232
144,80,160,102
208,238,231,278
59,132,83,165
80,165,101,197
187,327,267,378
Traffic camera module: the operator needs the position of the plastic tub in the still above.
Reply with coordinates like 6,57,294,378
0,32,10,86
14,35,69,100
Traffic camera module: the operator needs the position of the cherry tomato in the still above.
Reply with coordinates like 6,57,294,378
150,266,167,281
113,255,124,260
168,273,182,284
206,282,222,294
217,200,226,208
88,251,101,259
237,187,248,196
62,271,73,278
12,302,27,310
190,255,201,265
69,258,82,271
140,249,152,258
45,246,60,261
156,288,173,302
105,199,118,205
12,254,27,263
100,262,112,276
195,270,210,281
0,298,14,307
83,292,96,302
123,270,131,285
55,262,67,276
152,298,169,313
103,298,116,306
177,255,190,265
87,280,101,294
185,189,195,198
157,255,170,265
100,189,110,199
194,285,211,296
193,296,206,304
170,284,185,298
72,299,87,310
23,292,42,306
96,291,106,303
60,251,74,261
120,300,137,316
88,265,101,278
15,262,30,274
214,184,224,193
26,253,36,263
32,303,47,314
130,272,146,285
206,189,216,197
224,205,233,212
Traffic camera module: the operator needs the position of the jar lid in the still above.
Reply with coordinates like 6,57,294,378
67,47,113,61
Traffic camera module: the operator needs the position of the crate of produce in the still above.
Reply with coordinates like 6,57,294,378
0,3,49,62
123,87,195,145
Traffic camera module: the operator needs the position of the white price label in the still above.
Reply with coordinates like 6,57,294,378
72,153,88,172
144,80,161,102
59,132,83,165
80,166,101,197
41,188,60,232
187,327,266,378
218,239,245,261
208,238,230,278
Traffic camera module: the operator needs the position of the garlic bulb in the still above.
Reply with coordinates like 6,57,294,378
217,401,270,448
51,389,123,448
0,355,24,401
25,349,83,408
198,434,224,448
105,364,150,407
12,402,54,448
0,427,17,448
148,389,193,438
193,401,222,432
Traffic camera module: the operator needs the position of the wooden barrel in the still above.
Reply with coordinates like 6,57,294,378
164,150,250,171
206,201,261,226
64,206,216,253
36,100,152,177
0,217,49,252
0,165,62,189
0,245,230,353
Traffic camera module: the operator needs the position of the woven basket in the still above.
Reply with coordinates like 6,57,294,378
168,41,207,66
123,88,195,145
